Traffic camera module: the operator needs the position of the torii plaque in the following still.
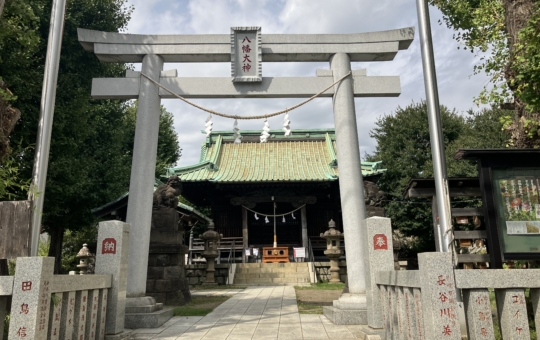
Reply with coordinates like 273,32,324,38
78,26,415,326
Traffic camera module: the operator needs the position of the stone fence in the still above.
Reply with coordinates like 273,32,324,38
367,217,540,340
0,221,129,340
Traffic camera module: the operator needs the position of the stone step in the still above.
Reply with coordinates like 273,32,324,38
234,277,311,285
235,272,310,279
125,307,174,329
235,267,309,273
125,302,164,314
236,263,308,268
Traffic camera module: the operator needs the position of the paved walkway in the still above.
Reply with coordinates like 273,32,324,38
130,286,368,339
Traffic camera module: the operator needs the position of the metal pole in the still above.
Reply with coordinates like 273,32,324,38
416,0,453,253
273,201,277,247
28,0,67,256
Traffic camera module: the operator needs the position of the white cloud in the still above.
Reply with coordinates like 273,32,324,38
123,0,490,167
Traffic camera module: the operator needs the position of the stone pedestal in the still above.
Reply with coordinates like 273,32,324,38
325,252,341,283
146,239,191,304
202,255,218,286
200,222,221,285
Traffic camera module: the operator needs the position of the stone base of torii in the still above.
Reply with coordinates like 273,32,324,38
77,26,414,331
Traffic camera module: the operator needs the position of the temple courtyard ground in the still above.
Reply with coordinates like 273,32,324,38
128,286,370,339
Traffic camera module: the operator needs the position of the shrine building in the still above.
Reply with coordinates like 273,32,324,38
166,128,386,256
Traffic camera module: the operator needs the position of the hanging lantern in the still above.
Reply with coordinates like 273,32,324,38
204,113,213,136
260,119,270,143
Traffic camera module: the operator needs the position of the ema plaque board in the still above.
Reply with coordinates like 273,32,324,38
231,27,262,82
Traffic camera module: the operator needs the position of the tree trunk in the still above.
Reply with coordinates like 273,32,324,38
502,0,539,147
48,226,65,274
0,0,5,19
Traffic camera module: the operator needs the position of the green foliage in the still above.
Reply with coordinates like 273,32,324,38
61,226,98,274
430,0,540,148
366,102,508,255
125,102,182,178
294,282,345,290
173,296,230,316
0,143,31,199
430,0,510,106
3,313,9,339
509,4,540,113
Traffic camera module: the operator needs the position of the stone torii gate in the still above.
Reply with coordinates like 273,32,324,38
78,26,414,326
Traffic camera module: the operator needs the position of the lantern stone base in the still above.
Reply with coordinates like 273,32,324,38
323,293,368,325
124,296,174,329
125,306,175,329
104,330,135,340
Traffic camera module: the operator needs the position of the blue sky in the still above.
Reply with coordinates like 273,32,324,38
124,0,490,167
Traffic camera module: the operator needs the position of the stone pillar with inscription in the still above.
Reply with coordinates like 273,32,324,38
364,217,395,331
95,220,131,337
9,257,54,340
418,252,461,339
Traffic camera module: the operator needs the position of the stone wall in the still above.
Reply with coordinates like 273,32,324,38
185,264,230,285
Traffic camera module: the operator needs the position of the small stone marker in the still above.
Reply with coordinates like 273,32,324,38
85,289,99,339
231,26,262,82
48,292,63,340
95,220,130,335
412,288,424,340
9,256,54,340
60,291,76,340
365,217,395,329
418,252,460,339
463,289,494,340
496,289,530,339
73,289,89,339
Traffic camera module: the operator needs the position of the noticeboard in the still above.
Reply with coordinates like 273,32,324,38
492,168,540,255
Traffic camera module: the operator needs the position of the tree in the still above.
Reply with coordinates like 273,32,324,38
0,0,144,272
125,102,182,178
430,0,540,148
366,102,508,255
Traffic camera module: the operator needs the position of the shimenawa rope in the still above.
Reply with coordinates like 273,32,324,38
140,71,352,120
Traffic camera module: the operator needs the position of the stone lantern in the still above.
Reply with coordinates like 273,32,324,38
200,222,222,285
76,243,92,275
320,219,344,283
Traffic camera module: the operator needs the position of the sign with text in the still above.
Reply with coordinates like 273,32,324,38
231,26,262,82
101,238,117,255
294,247,305,258
373,234,388,250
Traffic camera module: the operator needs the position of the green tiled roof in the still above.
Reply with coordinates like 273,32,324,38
167,129,386,183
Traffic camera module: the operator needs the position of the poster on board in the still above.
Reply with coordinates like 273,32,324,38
498,177,540,235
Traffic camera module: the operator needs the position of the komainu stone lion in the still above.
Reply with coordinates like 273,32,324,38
153,175,182,210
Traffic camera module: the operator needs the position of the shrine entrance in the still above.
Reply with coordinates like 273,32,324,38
247,202,301,246
79,25,414,323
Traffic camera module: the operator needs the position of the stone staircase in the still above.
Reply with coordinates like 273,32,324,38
233,262,312,285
